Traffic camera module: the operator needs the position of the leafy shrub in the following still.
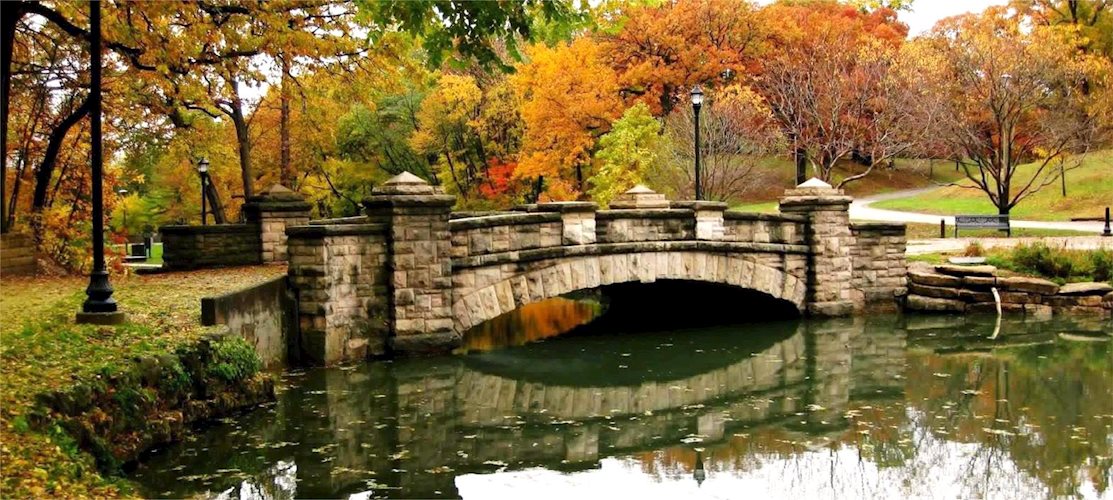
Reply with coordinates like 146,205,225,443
207,337,262,383
1090,249,1113,283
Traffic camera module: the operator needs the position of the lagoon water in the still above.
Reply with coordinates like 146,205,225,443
130,297,1112,499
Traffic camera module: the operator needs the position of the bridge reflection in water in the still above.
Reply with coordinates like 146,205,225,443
130,306,1112,499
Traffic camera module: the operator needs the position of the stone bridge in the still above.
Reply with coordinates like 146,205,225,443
285,173,907,365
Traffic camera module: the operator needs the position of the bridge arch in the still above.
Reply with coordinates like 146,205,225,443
451,250,807,334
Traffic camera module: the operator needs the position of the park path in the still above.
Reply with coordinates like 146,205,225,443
847,187,1112,255
849,187,1108,233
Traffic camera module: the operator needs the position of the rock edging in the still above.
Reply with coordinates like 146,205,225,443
904,262,1112,319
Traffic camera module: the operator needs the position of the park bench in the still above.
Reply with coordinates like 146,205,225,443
954,214,1010,238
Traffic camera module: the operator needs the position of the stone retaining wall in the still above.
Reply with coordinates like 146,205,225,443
0,232,35,276
905,262,1113,319
201,276,294,368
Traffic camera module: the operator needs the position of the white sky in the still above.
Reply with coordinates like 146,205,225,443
898,0,1009,35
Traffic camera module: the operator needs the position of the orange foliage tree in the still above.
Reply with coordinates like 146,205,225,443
603,0,767,116
513,38,622,200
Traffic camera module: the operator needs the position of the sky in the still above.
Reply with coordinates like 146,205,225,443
898,0,1009,34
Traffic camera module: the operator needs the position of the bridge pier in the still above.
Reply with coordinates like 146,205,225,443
779,179,857,316
363,172,461,356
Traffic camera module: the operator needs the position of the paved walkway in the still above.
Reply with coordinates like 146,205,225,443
849,187,1108,233
847,187,1112,255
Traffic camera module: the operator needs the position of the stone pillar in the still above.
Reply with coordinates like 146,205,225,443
779,178,855,316
673,200,728,241
243,184,311,263
363,172,458,355
536,201,597,245
609,185,669,209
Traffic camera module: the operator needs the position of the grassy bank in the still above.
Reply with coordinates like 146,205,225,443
910,242,1113,285
0,266,284,497
873,150,1113,221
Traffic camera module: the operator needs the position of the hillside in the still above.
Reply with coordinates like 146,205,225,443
873,151,1113,221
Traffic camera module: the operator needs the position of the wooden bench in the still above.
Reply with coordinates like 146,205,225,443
954,214,1010,238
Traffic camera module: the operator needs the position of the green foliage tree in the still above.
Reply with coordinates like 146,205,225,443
590,103,662,206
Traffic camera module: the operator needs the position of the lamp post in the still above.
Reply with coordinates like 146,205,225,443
117,188,128,233
690,85,704,200
198,158,209,225
77,0,123,325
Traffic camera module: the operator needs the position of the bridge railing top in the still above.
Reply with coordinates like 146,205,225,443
308,215,369,225
595,208,693,220
449,211,562,231
724,211,807,224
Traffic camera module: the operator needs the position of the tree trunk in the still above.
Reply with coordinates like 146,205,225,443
227,80,255,200
279,56,292,188
1,4,24,232
794,147,807,185
32,98,90,210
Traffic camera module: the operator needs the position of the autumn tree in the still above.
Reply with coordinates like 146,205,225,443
912,8,1112,216
513,38,622,200
655,85,784,202
603,0,766,116
753,1,908,187
590,103,662,206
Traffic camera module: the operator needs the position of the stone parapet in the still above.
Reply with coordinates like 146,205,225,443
535,201,598,245
160,224,261,270
672,200,728,241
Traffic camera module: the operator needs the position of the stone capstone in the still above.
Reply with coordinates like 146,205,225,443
998,276,1060,295
908,270,962,288
1058,282,1113,296
934,264,997,277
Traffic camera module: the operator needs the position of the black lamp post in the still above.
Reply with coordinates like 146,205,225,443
117,188,128,232
77,0,123,325
198,158,209,225
691,85,704,200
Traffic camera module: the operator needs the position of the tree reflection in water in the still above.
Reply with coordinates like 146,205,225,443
129,301,1112,499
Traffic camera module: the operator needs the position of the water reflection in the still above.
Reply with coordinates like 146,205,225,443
130,306,1112,499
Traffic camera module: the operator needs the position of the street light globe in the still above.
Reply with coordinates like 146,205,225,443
690,85,704,107
198,157,209,174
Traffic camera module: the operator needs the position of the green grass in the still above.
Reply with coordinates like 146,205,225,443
0,266,284,497
898,223,1091,240
728,156,968,206
873,150,1113,221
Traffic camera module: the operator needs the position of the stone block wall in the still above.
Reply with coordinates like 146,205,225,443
286,223,390,365
0,232,36,276
595,210,695,243
850,222,908,311
201,276,294,369
160,224,261,270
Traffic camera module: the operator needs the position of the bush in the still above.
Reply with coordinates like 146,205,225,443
207,338,262,383
1000,243,1113,284
1090,249,1113,283
962,242,984,257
